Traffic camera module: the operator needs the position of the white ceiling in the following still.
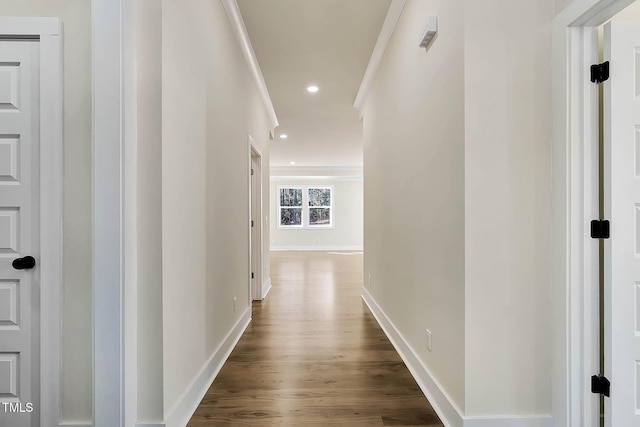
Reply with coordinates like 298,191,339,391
237,0,391,167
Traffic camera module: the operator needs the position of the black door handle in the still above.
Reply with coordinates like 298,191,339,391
12,256,36,270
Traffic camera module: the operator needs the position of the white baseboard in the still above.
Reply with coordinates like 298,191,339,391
261,278,272,299
464,416,553,427
361,287,465,427
163,307,251,427
270,245,363,251
361,288,554,427
60,422,171,427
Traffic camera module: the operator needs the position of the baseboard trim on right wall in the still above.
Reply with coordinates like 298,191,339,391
261,277,272,300
361,287,553,427
361,287,464,427
464,416,553,427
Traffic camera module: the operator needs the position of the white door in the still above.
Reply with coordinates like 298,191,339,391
0,40,40,427
250,155,261,301
603,21,640,427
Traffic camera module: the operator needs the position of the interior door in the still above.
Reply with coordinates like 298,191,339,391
251,155,261,300
603,21,640,427
0,40,40,427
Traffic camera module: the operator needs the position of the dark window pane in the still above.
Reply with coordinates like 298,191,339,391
280,208,302,226
308,188,331,206
280,188,303,206
309,208,330,226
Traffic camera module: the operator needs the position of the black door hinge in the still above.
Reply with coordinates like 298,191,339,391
251,168,254,176
591,375,610,397
591,61,610,83
591,220,610,239
251,272,254,279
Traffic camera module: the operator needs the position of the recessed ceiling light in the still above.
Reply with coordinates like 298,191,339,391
279,134,288,139
307,85,319,93
290,161,296,165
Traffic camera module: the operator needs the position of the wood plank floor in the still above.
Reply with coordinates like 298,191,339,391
187,251,443,426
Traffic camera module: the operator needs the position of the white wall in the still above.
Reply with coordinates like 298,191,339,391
270,168,363,251
464,0,553,415
1,2,92,423
555,0,574,14
363,0,554,418
161,0,272,417
137,0,164,422
362,0,466,411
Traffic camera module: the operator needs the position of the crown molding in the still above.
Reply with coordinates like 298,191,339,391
221,0,279,132
270,166,363,182
353,0,407,112
271,175,363,182
271,165,363,174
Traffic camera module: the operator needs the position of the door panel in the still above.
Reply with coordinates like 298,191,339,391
603,21,640,427
0,40,39,427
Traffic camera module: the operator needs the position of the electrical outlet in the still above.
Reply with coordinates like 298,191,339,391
233,296,237,312
368,274,372,287
425,329,432,351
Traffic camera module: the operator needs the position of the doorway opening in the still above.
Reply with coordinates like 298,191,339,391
249,136,266,303
555,1,640,425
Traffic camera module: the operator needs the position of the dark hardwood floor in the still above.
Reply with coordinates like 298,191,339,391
187,251,443,426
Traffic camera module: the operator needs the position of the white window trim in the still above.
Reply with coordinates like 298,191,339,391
277,185,334,229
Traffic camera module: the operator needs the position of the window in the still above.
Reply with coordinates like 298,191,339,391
278,186,333,228
308,187,331,226
279,187,303,227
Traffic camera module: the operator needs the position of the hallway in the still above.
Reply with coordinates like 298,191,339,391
187,251,443,426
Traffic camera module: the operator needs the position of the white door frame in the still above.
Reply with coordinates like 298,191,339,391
248,135,263,302
92,0,138,425
0,17,63,426
552,0,635,425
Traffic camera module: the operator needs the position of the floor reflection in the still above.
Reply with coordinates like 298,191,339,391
187,251,443,426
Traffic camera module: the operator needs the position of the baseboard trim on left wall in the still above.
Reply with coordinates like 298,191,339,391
163,306,251,427
59,418,166,426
